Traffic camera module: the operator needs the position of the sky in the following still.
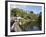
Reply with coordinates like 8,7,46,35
11,4,42,14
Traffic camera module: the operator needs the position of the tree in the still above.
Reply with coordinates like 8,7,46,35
38,12,42,30
30,11,33,13
11,9,16,16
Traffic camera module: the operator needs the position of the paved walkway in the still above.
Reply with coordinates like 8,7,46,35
11,17,22,32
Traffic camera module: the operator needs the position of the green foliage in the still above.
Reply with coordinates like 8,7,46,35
11,8,42,30
37,12,42,30
30,11,33,13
